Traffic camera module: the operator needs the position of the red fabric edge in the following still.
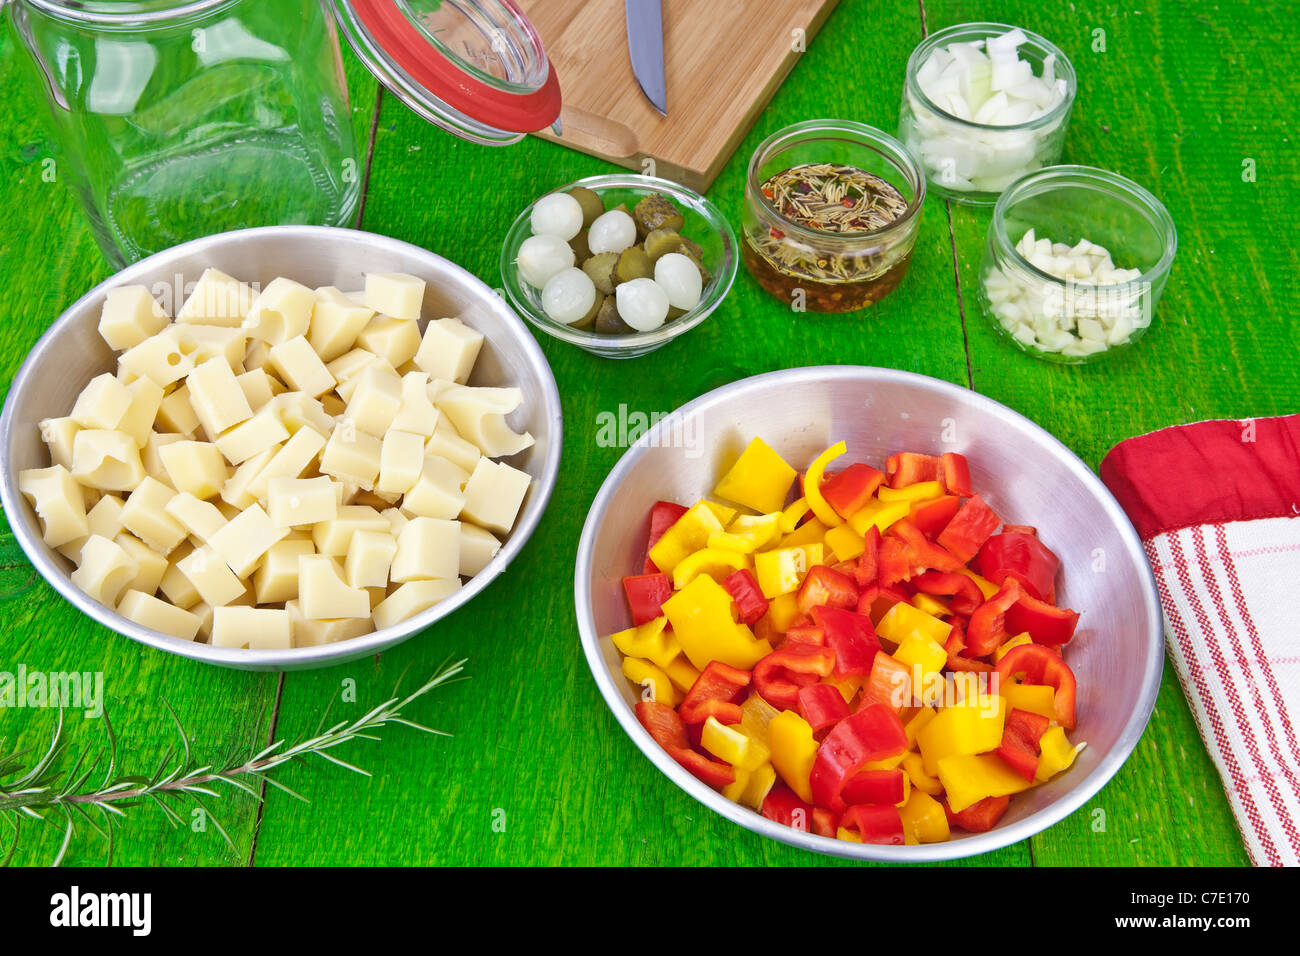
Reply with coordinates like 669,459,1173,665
1100,414,1300,540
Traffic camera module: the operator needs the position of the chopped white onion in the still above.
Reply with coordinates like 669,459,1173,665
983,230,1149,358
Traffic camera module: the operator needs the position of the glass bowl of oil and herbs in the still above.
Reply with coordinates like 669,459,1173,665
742,120,926,313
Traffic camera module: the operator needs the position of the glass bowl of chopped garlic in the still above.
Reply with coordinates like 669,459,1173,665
977,165,1177,364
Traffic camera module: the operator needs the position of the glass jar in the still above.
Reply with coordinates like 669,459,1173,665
977,165,1177,364
899,22,1076,205
10,0,361,268
9,0,562,268
742,120,925,314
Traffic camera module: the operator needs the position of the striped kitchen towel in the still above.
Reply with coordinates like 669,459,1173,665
1101,415,1300,866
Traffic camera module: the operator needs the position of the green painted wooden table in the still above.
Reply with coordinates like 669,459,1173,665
3,0,1291,867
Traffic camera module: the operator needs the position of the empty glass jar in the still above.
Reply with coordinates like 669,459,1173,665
10,0,361,268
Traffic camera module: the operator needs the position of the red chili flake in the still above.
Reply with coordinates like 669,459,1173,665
762,188,775,200
842,198,855,208
769,227,785,240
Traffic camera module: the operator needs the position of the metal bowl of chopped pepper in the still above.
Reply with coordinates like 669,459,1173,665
574,366,1163,861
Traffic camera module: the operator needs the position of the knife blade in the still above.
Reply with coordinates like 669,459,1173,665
625,0,667,115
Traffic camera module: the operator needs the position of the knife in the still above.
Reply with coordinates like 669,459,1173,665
625,0,667,115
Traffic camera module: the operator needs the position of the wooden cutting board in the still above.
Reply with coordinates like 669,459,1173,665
518,0,840,192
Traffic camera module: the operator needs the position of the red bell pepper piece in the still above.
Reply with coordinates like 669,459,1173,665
965,579,1021,657
881,519,965,588
840,803,906,845
811,606,881,678
679,661,751,725
831,559,859,578
622,572,674,625
943,620,994,673
761,784,813,831
995,643,1078,729
1003,524,1038,536
1005,590,1080,647
912,569,984,616
820,463,885,518
753,644,836,711
796,564,858,617
910,494,961,538
885,452,941,488
937,494,1002,564
975,532,1060,602
811,807,839,838
997,708,1052,781
643,500,688,573
946,794,1010,832
783,623,825,646
855,526,881,587
636,700,738,788
841,768,906,806
859,652,911,711
809,703,909,812
798,682,851,734
722,568,769,625
856,584,913,624
940,452,973,497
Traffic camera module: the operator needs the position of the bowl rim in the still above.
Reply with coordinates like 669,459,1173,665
0,224,563,670
499,173,739,353
904,21,1078,134
573,364,1164,861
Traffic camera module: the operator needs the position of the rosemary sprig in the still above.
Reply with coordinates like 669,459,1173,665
0,658,467,866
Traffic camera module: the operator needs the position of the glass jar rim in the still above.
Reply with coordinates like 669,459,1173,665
990,164,1178,290
19,0,233,25
905,21,1078,134
746,119,926,245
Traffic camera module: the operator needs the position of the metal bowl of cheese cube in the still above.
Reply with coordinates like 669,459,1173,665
0,225,562,670
573,366,1163,860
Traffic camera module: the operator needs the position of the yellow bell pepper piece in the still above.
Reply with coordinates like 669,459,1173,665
960,568,999,600
948,671,984,703
768,710,818,803
764,592,801,632
863,750,908,771
722,767,751,805
647,502,725,575
713,438,797,514
877,481,944,503
740,762,777,809
671,547,748,589
938,753,1033,812
911,593,951,618
708,513,782,554
609,616,679,670
899,790,950,843
803,441,846,527
1001,682,1056,721
824,524,866,561
904,706,937,747
917,694,1007,776
828,674,864,705
876,601,952,647
902,751,944,796
837,827,863,843
778,497,811,533
847,498,911,536
993,632,1033,663
1035,726,1085,782
661,574,772,670
702,716,771,771
740,693,783,744
893,634,947,687
780,517,828,549
621,657,680,705
753,543,824,598
663,655,702,693
700,501,738,526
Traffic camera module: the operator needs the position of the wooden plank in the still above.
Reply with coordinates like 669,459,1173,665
252,0,1021,867
921,0,1282,865
521,0,840,190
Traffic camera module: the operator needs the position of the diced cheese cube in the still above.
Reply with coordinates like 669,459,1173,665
121,477,187,554
188,356,253,436
246,426,327,500
356,314,422,368
268,334,335,397
176,545,247,607
309,286,376,362
310,504,388,556
142,432,186,483
70,429,146,491
344,364,402,437
212,606,292,650
156,385,201,437
18,464,89,548
236,368,281,412
176,267,255,327
160,558,202,609
164,492,227,543
298,554,370,619
220,445,279,509
253,537,315,604
215,405,290,465
117,589,201,641
459,523,502,576
460,458,531,535
267,476,339,528
159,440,228,499
98,285,170,351
425,418,482,472
391,517,459,583
38,417,80,470
71,373,133,430
402,455,468,520
376,430,425,496
362,272,425,320
372,578,461,630
113,532,168,596
285,600,373,647
390,371,440,436
414,317,484,384
435,384,533,458
117,378,165,448
208,502,289,578
344,529,398,589
319,423,382,489
70,535,138,607
242,277,316,344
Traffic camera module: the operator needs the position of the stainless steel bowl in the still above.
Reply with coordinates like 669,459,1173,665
1,225,562,671
574,366,1162,861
